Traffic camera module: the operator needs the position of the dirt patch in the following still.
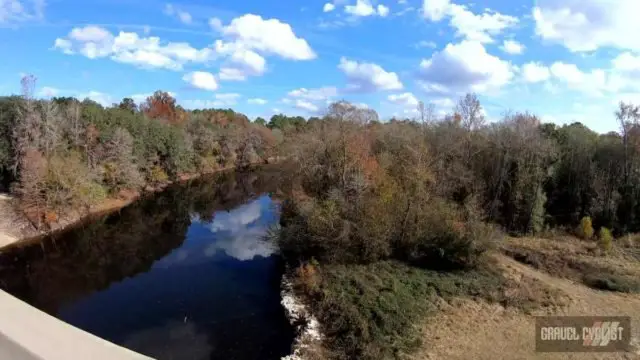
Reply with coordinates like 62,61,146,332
418,253,640,360
501,237,640,294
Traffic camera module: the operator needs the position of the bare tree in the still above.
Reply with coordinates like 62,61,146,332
455,93,485,130
616,102,640,185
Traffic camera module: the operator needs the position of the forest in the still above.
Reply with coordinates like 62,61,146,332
3,75,640,359
0,76,296,227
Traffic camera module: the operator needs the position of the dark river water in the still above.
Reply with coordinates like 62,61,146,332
0,167,296,360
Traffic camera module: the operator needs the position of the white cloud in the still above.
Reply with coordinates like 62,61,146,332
182,71,219,91
248,98,268,105
533,0,640,52
294,99,319,112
215,42,267,80
37,86,60,97
612,52,640,74
431,97,455,109
288,86,338,101
0,0,44,24
208,17,223,31
54,26,215,70
549,62,607,96
339,57,403,91
323,2,335,12
79,91,113,106
219,14,316,60
415,40,437,48
209,14,315,81
218,67,247,81
417,40,513,93
447,4,518,43
203,199,275,261
377,4,389,17
421,1,517,43
345,0,375,16
213,92,241,106
522,62,550,83
388,92,419,107
501,40,524,55
344,0,389,17
422,0,450,21
164,3,193,25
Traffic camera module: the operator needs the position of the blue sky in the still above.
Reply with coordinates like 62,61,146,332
1,0,639,132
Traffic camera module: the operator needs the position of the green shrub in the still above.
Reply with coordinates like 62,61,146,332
306,261,506,360
577,216,594,240
406,220,497,270
598,227,613,253
583,273,640,293
148,165,169,184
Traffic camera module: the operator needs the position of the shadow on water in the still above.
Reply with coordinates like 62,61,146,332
0,165,296,360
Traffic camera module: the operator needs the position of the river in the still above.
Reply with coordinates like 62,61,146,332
0,166,296,360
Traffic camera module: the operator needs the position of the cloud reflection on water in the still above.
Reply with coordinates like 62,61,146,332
156,195,277,268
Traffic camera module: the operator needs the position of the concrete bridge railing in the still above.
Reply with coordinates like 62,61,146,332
0,290,153,360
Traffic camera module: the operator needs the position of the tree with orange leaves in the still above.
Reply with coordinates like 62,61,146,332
141,91,179,124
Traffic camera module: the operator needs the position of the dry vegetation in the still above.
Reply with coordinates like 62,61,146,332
271,95,640,359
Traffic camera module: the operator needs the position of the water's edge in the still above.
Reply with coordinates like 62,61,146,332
280,273,323,360
0,162,274,251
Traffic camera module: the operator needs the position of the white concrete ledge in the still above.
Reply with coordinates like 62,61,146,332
0,290,153,360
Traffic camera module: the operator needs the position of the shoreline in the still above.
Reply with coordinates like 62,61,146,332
280,274,323,360
0,162,273,251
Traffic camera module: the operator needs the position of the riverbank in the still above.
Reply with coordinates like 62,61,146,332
0,161,280,251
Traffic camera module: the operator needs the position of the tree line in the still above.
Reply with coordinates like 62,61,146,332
269,95,640,359
0,76,306,227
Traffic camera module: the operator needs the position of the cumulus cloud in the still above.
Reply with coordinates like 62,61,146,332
522,62,550,83
182,71,218,91
54,26,215,70
550,62,607,96
345,0,389,17
212,14,315,80
388,92,419,107
0,0,45,24
501,40,524,55
323,2,335,12
422,1,517,43
218,14,316,60
164,3,193,25
288,86,338,101
218,67,248,81
612,52,640,75
214,42,267,80
422,0,450,21
417,40,513,93
533,0,640,52
248,98,267,105
377,4,389,17
55,15,313,80
294,99,319,112
339,57,403,92
214,92,241,106
447,4,518,43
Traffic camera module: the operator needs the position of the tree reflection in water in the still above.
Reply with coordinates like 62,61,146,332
0,165,295,360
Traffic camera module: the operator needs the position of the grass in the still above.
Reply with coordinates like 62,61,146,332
298,260,511,360
502,236,640,294
582,273,640,293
